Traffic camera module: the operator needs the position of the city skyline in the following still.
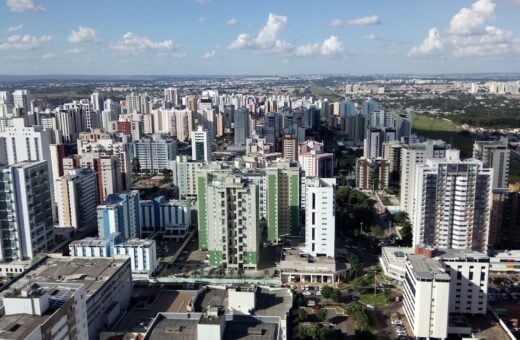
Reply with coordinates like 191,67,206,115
1,0,520,75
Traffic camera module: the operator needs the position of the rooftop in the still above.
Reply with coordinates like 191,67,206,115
437,248,489,262
407,255,450,281
69,237,110,247
116,238,156,248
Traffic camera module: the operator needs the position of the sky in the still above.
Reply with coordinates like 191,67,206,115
1,0,520,75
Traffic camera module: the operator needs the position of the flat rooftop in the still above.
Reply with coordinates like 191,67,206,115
114,289,197,332
1,255,129,301
381,246,414,265
407,255,450,281
223,318,277,340
437,248,489,262
147,313,200,340
280,245,345,273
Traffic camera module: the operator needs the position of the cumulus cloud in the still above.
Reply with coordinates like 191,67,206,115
65,47,85,54
227,18,238,26
295,36,344,56
197,17,206,23
408,27,444,55
42,53,56,59
365,33,377,40
195,0,211,4
7,24,23,32
108,32,175,55
228,13,289,51
449,0,496,35
68,26,99,44
330,15,381,27
410,0,520,58
203,50,216,59
6,0,44,12
0,34,51,50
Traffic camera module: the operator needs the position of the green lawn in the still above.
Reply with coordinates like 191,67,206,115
359,293,389,307
412,114,474,158
310,86,344,102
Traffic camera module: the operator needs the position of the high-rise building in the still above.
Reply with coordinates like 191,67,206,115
191,125,211,162
172,155,205,198
355,157,389,191
0,161,54,261
164,87,178,108
130,138,178,173
399,140,454,218
473,139,510,189
298,140,334,178
140,197,192,239
234,107,249,147
281,135,298,161
12,89,32,125
413,159,492,251
197,172,260,269
90,92,103,112
403,254,450,339
489,186,520,249
55,168,98,231
363,127,396,159
97,190,141,242
265,161,301,242
305,177,336,258
362,98,379,115
63,154,123,203
345,113,366,141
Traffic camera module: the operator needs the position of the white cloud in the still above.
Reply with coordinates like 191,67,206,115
42,53,56,59
295,35,344,56
228,13,289,51
68,26,99,44
409,27,443,55
197,17,206,23
330,15,381,27
65,47,85,54
6,0,44,12
0,34,51,50
410,0,520,58
7,24,23,32
108,32,175,55
365,33,377,40
227,18,238,26
449,0,496,35
195,0,211,4
203,50,216,59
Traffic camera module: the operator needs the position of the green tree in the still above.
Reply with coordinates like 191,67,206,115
321,285,334,299
348,254,361,278
331,288,342,302
298,308,308,322
131,158,140,176
316,308,328,322
294,293,305,307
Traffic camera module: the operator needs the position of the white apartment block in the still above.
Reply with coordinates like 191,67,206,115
473,139,510,189
413,159,492,252
403,254,450,339
55,168,98,230
140,197,192,239
305,177,336,258
172,155,205,198
399,140,454,218
298,140,334,178
114,239,158,279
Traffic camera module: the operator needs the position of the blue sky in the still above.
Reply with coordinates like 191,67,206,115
1,0,520,75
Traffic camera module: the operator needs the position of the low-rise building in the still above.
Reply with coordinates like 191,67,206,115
114,239,158,279
489,250,520,272
69,238,112,257
0,255,132,340
379,246,415,281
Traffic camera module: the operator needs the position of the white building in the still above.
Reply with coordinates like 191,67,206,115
413,159,493,252
191,125,211,162
69,238,112,257
130,137,177,173
2,282,89,340
0,161,54,262
439,249,489,315
114,239,158,279
490,250,520,272
363,127,396,159
140,197,192,239
473,139,510,189
399,140,454,218
55,168,98,230
172,155,205,198
298,140,334,178
227,286,257,314
305,177,336,258
403,254,450,339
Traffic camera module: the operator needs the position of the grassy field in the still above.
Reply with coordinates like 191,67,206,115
359,293,389,307
412,114,474,158
310,86,344,102
412,114,520,183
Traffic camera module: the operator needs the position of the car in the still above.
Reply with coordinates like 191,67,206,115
391,319,403,325
303,291,312,296
316,290,322,296
366,304,375,310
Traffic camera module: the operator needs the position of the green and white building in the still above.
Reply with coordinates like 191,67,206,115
197,170,260,269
